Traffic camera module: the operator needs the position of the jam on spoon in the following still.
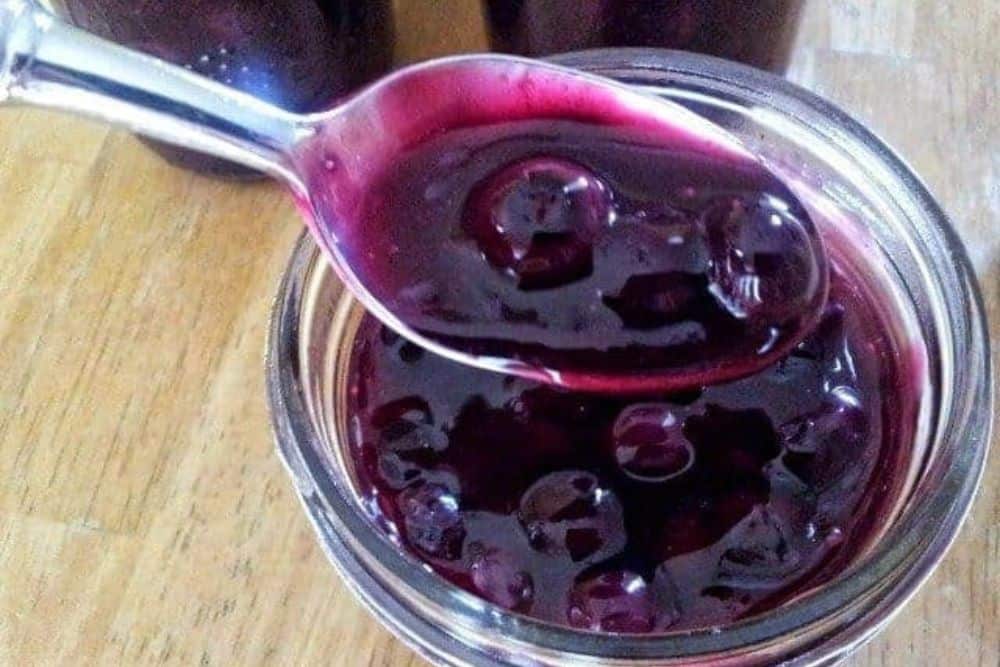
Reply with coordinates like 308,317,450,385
351,120,828,392
0,0,827,393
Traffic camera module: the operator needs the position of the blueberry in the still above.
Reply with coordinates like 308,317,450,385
610,404,694,482
702,195,825,327
371,396,448,453
716,507,801,588
518,471,625,562
781,388,869,491
465,159,611,290
779,389,866,455
398,484,465,560
567,571,656,633
468,542,535,611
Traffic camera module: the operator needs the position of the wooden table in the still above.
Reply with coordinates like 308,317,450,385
1,1,996,664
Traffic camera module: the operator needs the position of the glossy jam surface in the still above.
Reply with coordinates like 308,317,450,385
346,261,916,631
483,0,804,72
354,119,827,392
62,0,393,175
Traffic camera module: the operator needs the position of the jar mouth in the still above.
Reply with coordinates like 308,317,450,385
267,49,992,664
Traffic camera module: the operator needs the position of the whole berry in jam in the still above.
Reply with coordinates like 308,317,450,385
610,404,694,482
397,483,465,560
464,158,611,290
468,542,535,611
703,195,826,330
567,571,657,633
518,471,625,563
716,507,802,588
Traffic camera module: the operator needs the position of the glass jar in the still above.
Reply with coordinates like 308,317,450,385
266,51,991,665
482,0,803,72
49,0,394,177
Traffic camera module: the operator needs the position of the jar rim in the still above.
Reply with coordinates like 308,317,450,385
267,49,992,664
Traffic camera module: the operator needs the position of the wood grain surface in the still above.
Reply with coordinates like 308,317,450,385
0,1,996,665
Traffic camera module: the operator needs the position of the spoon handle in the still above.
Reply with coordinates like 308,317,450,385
0,0,303,182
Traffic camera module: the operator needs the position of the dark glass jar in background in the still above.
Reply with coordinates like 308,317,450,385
56,0,394,177
482,0,803,73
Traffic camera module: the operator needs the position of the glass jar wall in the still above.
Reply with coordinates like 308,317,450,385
267,50,990,666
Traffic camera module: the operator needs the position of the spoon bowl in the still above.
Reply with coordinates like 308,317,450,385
289,56,814,391
0,0,828,392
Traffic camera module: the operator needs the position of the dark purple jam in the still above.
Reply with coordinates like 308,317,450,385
352,118,827,392
482,0,803,72
62,0,393,176
345,256,918,631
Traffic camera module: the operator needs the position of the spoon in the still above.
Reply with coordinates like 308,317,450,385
0,0,828,393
